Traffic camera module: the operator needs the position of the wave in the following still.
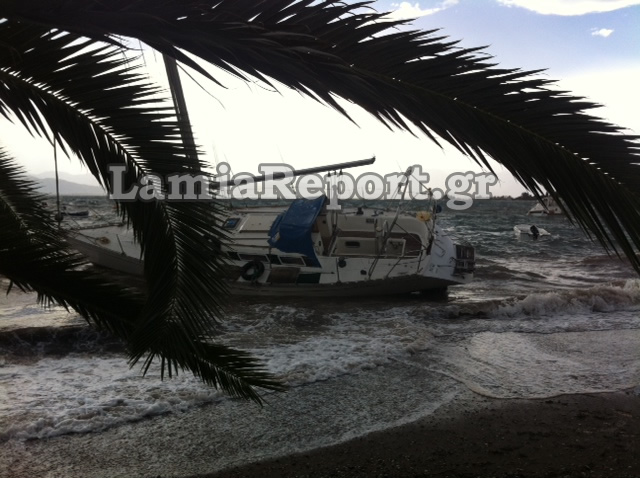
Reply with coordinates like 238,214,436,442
476,262,546,281
0,355,225,442
3,280,639,360
2,278,640,442
0,325,124,359
492,279,640,319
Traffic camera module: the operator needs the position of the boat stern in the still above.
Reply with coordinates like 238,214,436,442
422,229,475,287
453,243,475,278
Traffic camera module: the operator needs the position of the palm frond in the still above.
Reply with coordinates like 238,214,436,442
4,0,638,268
0,149,142,336
0,149,281,401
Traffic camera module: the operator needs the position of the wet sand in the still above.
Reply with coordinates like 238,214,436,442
3,390,640,478
207,391,640,478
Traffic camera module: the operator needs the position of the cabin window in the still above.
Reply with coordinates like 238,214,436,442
302,256,317,267
268,254,281,265
280,256,305,265
238,254,268,263
223,218,240,229
387,240,405,255
345,241,360,248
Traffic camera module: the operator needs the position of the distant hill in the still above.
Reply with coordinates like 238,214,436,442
33,170,99,185
34,177,105,196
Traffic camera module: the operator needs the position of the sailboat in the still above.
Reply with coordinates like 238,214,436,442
64,57,475,297
66,164,475,297
527,196,563,216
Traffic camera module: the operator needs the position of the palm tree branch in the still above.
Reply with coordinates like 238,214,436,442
6,0,637,267
0,149,278,401
0,149,143,335
0,22,280,397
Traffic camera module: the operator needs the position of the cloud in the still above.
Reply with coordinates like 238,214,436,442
496,0,640,15
591,27,614,37
385,1,458,21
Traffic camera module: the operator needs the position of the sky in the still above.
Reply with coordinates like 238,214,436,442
3,0,639,197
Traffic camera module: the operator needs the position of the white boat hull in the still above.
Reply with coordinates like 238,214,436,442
66,235,144,277
527,196,563,216
228,274,456,297
513,224,550,239
65,201,474,297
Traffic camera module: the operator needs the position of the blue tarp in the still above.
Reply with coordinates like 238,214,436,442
268,195,325,266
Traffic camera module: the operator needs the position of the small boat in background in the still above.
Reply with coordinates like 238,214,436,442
514,224,550,239
527,196,563,216
64,209,90,218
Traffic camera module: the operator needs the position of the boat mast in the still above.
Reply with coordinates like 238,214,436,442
212,157,376,190
164,55,199,165
162,55,375,188
53,137,63,224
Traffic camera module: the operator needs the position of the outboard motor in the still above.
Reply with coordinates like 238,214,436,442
530,225,540,240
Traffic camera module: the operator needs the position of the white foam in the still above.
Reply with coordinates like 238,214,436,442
242,307,434,386
417,327,640,399
4,280,640,444
0,355,222,441
494,280,640,318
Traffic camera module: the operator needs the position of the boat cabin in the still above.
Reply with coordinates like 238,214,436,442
222,196,431,264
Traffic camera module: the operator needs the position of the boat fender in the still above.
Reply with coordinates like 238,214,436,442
338,258,347,268
241,260,265,281
416,211,431,222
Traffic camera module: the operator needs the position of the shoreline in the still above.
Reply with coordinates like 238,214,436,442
205,390,640,478
4,390,640,478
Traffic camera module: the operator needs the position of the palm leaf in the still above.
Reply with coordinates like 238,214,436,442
0,23,282,400
4,0,638,267
0,149,143,336
0,149,282,401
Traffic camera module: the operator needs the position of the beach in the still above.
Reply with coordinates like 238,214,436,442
3,389,640,478
208,390,640,478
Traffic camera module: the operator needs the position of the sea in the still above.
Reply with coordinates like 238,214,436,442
2,197,640,476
